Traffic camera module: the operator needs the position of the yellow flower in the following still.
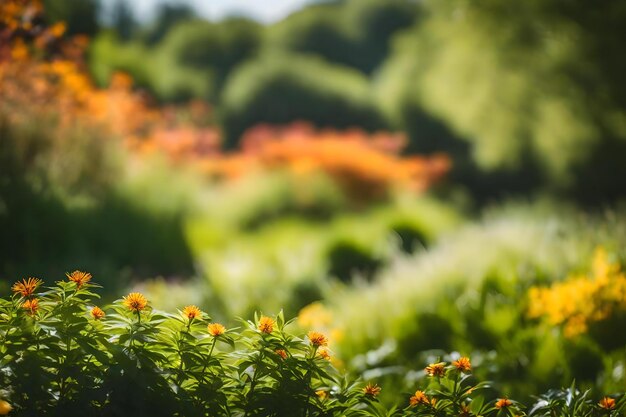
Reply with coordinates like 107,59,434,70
208,322,226,337
258,316,275,334
275,349,288,359
316,390,328,400
308,331,328,347
425,362,446,377
0,399,12,415
90,306,105,320
453,357,471,373
22,298,39,315
122,292,148,312
66,270,92,288
317,347,331,360
410,390,429,407
363,383,381,397
12,277,42,297
495,398,512,409
182,305,202,320
599,397,615,410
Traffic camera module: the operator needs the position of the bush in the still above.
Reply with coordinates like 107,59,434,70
378,0,626,201
266,0,418,74
314,204,626,398
220,53,387,148
2,275,624,416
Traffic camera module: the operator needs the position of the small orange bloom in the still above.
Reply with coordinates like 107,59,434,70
22,298,39,315
317,347,331,360
208,322,226,337
0,399,12,415
275,349,288,359
495,398,512,409
316,390,328,400
182,305,202,320
425,362,446,377
90,306,105,320
599,397,615,410
12,277,42,297
308,331,328,347
363,383,381,397
122,292,148,312
258,316,275,334
453,357,471,373
49,22,66,38
410,390,429,407
66,270,92,288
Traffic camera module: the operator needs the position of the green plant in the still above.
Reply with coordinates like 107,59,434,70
2,272,624,417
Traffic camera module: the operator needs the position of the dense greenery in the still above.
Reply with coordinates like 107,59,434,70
1,276,624,416
88,0,626,201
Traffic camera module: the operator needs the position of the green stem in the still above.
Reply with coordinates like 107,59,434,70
244,349,264,416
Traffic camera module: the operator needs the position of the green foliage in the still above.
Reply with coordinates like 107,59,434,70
90,18,261,103
180,192,461,318
43,0,100,36
323,203,626,399
380,0,626,200
0,116,195,292
220,52,387,147
266,0,418,74
0,279,383,416
2,278,624,416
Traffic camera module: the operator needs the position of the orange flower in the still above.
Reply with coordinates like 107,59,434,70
49,21,66,38
425,362,446,377
90,306,105,320
599,397,615,410
410,390,429,407
22,298,39,315
316,390,328,400
495,398,512,409
258,316,275,334
122,292,148,312
66,270,92,288
308,331,328,347
363,383,381,397
317,347,331,360
275,349,288,359
0,399,12,415
12,277,42,297
182,305,202,320
453,357,471,373
460,403,471,417
208,322,226,337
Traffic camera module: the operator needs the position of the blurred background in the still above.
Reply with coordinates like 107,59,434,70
2,0,626,404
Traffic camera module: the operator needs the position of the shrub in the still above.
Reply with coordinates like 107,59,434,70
219,53,387,148
2,273,624,417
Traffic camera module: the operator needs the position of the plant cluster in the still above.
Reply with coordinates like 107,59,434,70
203,122,450,203
528,247,626,338
2,273,625,417
0,273,379,417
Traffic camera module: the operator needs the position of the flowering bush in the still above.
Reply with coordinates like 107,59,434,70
528,247,626,338
1,273,625,417
201,122,450,203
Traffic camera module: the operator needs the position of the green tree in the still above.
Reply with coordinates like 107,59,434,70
220,53,387,148
379,0,626,201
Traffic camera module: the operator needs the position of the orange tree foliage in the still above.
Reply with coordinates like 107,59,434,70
0,0,218,160
200,122,451,202
1,0,449,204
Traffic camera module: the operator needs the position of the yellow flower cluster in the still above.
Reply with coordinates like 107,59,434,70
528,247,626,337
